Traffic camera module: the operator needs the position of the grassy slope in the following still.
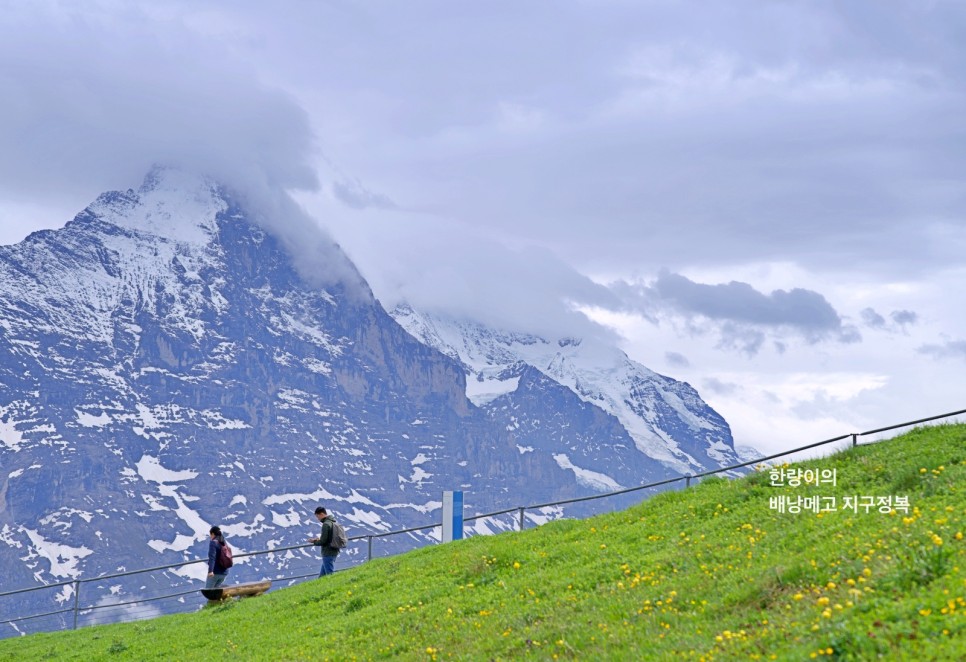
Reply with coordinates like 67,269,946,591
2,424,965,661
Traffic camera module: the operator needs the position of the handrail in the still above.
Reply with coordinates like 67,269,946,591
857,407,966,437
0,581,75,600
81,588,201,612
692,434,853,478
0,607,73,626
366,522,439,539
0,541,371,601
2,406,964,636
526,475,687,511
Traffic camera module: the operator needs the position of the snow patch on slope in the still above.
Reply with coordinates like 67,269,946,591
22,528,93,580
0,418,24,451
553,454,622,492
76,410,112,427
465,375,520,405
137,455,209,553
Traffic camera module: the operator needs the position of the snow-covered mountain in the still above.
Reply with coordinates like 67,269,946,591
391,305,740,489
0,167,738,631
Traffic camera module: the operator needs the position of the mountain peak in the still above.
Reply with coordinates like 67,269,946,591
84,165,227,246
138,164,217,196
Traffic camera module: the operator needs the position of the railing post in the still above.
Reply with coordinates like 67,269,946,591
685,473,692,488
518,507,525,531
367,535,373,562
72,580,80,630
851,433,858,448
442,491,464,542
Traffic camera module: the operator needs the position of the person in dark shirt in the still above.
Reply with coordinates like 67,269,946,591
206,525,230,589
308,506,339,577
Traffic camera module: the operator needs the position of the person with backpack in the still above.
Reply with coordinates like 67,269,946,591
308,506,345,577
206,525,232,589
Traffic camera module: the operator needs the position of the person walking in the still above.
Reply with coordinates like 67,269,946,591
308,506,340,577
206,525,230,589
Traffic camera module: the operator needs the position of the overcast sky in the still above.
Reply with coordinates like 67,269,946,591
1,1,964,457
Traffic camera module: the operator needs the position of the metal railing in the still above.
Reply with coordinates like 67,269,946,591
2,406,964,638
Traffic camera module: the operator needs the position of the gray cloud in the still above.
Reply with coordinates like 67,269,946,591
332,179,398,211
790,392,843,421
665,352,690,369
702,377,740,397
861,308,887,329
891,310,918,327
234,0,966,279
652,273,843,334
326,208,625,342
717,324,767,357
862,307,920,334
0,5,318,203
5,2,964,285
611,271,860,355
918,340,966,360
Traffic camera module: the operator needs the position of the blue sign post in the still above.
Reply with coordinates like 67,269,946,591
441,490,464,542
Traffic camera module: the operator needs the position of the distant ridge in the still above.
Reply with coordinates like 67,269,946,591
391,304,740,480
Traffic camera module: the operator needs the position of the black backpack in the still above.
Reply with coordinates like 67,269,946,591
218,541,234,568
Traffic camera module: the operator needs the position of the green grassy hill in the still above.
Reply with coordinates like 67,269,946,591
2,425,964,661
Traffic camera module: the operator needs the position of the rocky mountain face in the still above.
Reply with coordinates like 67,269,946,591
0,168,738,631
390,306,741,492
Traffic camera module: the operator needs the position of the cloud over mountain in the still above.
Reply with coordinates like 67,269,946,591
610,271,860,355
0,3,317,208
